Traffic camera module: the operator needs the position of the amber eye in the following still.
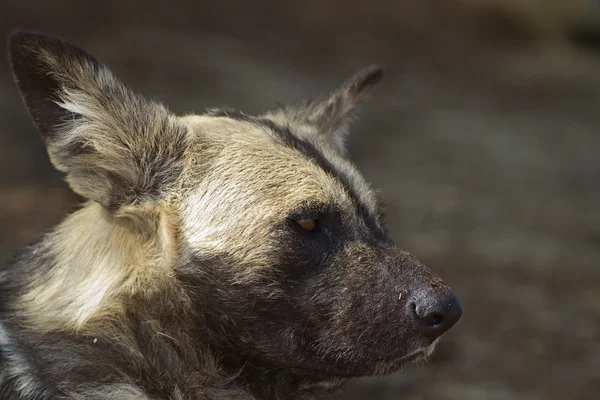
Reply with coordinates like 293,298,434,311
295,218,318,232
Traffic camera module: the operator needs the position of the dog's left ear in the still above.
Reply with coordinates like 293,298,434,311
263,65,383,156
8,31,190,210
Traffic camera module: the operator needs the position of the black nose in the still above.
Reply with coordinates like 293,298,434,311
410,285,462,337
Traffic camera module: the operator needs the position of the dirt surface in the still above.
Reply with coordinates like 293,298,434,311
1,2,599,399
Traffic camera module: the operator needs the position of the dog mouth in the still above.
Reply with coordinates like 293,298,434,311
344,339,441,377
300,336,441,384
300,340,440,392
368,338,440,375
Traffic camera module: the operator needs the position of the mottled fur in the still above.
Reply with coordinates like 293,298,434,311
1,32,460,399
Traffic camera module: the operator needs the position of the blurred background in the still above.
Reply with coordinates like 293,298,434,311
1,1,599,399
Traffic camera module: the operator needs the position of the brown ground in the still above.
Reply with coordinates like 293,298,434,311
1,2,599,399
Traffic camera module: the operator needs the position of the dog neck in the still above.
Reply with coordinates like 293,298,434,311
14,202,176,332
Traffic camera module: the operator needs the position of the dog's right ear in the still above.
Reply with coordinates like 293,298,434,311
8,31,190,209
262,65,383,157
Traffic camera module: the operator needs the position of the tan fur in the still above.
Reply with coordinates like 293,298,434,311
8,41,384,335
179,116,371,276
17,202,178,332
14,109,384,333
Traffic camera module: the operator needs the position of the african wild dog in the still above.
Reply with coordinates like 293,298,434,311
0,32,462,399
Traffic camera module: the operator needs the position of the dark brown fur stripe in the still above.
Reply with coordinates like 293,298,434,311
207,108,384,237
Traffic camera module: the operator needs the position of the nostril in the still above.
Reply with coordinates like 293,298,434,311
425,312,444,327
411,302,444,326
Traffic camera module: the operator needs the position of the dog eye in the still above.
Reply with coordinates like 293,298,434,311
295,218,318,232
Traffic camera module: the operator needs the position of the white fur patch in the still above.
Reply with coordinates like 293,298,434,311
66,384,150,400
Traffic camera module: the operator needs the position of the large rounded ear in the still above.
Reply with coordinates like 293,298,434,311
8,31,190,209
262,65,383,156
